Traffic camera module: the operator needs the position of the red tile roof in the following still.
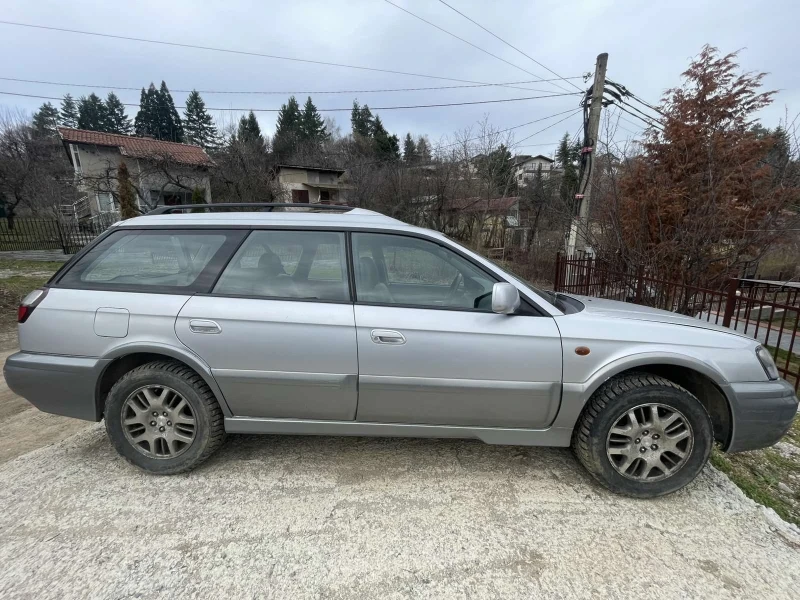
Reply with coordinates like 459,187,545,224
447,196,520,213
57,127,215,167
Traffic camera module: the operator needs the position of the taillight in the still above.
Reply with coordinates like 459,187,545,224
18,289,47,324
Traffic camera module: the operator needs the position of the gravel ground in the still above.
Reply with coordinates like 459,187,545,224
1,426,799,599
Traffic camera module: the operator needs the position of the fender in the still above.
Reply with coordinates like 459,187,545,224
551,351,735,430
96,342,234,417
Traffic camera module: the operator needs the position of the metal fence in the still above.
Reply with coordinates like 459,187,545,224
0,213,118,254
553,254,800,389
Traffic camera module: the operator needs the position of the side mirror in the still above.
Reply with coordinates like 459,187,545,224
492,282,520,315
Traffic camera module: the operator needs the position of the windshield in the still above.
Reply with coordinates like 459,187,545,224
480,255,559,307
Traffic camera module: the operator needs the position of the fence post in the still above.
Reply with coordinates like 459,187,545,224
722,278,740,328
634,264,645,304
584,256,593,295
553,253,562,291
55,219,68,255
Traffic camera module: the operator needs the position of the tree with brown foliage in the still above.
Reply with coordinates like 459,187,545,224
615,46,799,287
117,161,138,220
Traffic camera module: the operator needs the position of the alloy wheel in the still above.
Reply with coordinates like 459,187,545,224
121,385,196,459
606,403,694,482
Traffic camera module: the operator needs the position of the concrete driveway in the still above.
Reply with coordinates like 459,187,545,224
1,423,800,599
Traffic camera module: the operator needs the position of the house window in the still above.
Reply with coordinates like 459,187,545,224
96,192,114,213
320,190,331,204
292,189,310,204
70,144,82,173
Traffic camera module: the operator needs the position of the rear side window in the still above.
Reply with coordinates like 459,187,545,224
213,230,349,302
57,229,246,293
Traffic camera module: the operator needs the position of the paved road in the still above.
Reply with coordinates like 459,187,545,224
1,424,799,599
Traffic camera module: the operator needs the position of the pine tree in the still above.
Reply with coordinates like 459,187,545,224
416,136,431,163
273,96,302,155
237,111,264,147
32,102,60,135
134,84,159,137
157,81,184,142
117,161,138,220
351,101,373,137
59,94,79,128
183,90,219,149
403,133,417,163
372,116,400,160
104,92,132,135
555,132,581,208
190,187,207,213
77,93,108,131
299,96,328,143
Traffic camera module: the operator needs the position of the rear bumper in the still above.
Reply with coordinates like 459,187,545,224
4,352,109,421
726,379,798,452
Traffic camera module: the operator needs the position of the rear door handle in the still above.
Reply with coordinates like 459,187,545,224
370,329,406,345
189,319,222,334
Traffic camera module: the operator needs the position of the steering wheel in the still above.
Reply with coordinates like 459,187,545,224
445,272,463,303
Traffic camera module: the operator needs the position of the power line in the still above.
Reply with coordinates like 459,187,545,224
381,0,568,93
512,109,583,147
0,89,580,112
436,0,583,93
609,102,663,130
0,19,567,91
605,78,666,117
0,75,584,96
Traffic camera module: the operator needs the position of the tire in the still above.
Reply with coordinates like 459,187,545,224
571,372,713,498
104,360,226,475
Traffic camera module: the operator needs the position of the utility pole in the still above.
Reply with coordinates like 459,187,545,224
567,52,608,256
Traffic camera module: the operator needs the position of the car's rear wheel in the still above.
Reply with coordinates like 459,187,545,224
104,360,225,474
572,372,713,498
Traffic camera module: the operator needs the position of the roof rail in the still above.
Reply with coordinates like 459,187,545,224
147,203,353,215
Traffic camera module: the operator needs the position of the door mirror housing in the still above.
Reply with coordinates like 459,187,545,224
492,283,520,315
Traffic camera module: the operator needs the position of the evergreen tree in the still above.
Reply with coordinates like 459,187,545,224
157,81,184,142
117,161,138,220
104,92,132,135
59,94,79,128
77,93,108,131
190,187,207,213
555,132,581,208
237,111,264,147
299,96,328,143
351,101,373,137
32,102,60,135
416,136,432,163
273,97,302,155
372,116,400,160
403,133,418,163
134,84,159,137
183,90,219,149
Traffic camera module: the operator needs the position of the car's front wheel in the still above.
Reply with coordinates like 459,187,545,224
572,372,713,498
104,360,226,474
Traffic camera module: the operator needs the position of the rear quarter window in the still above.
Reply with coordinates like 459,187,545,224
56,229,246,293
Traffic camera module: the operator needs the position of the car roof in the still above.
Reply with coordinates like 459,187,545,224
116,207,419,231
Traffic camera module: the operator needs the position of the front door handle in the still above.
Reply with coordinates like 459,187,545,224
189,319,222,334
370,329,406,345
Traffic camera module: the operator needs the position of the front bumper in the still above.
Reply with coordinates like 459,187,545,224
4,352,109,421
726,379,798,452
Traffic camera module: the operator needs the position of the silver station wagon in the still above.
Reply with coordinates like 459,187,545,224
5,204,798,497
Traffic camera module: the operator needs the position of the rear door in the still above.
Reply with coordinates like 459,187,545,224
175,229,359,420
351,232,562,428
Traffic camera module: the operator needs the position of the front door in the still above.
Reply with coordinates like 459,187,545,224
351,232,562,428
176,229,358,420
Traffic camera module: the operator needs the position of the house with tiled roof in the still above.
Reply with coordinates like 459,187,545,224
57,127,215,221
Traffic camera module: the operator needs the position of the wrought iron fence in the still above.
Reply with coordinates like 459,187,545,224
553,254,800,389
0,213,118,254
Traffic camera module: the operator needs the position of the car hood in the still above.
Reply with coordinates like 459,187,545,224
561,294,747,337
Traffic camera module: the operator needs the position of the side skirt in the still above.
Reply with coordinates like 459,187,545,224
224,417,573,447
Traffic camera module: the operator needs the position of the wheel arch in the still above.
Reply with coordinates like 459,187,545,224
95,343,232,420
562,353,734,449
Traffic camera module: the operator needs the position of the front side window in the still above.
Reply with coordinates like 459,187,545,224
213,230,349,302
352,233,496,310
58,229,243,292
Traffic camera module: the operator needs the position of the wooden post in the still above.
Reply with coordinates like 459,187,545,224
722,278,740,328
553,253,562,291
584,256,593,295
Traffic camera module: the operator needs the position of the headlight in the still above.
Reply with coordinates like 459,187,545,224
755,346,780,380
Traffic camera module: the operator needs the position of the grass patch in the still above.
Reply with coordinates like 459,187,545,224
0,259,67,273
0,261,61,326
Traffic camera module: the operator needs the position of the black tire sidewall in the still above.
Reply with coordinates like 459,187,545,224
585,385,713,498
105,365,215,474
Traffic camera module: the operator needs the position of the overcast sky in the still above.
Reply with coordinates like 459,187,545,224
1,0,797,156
